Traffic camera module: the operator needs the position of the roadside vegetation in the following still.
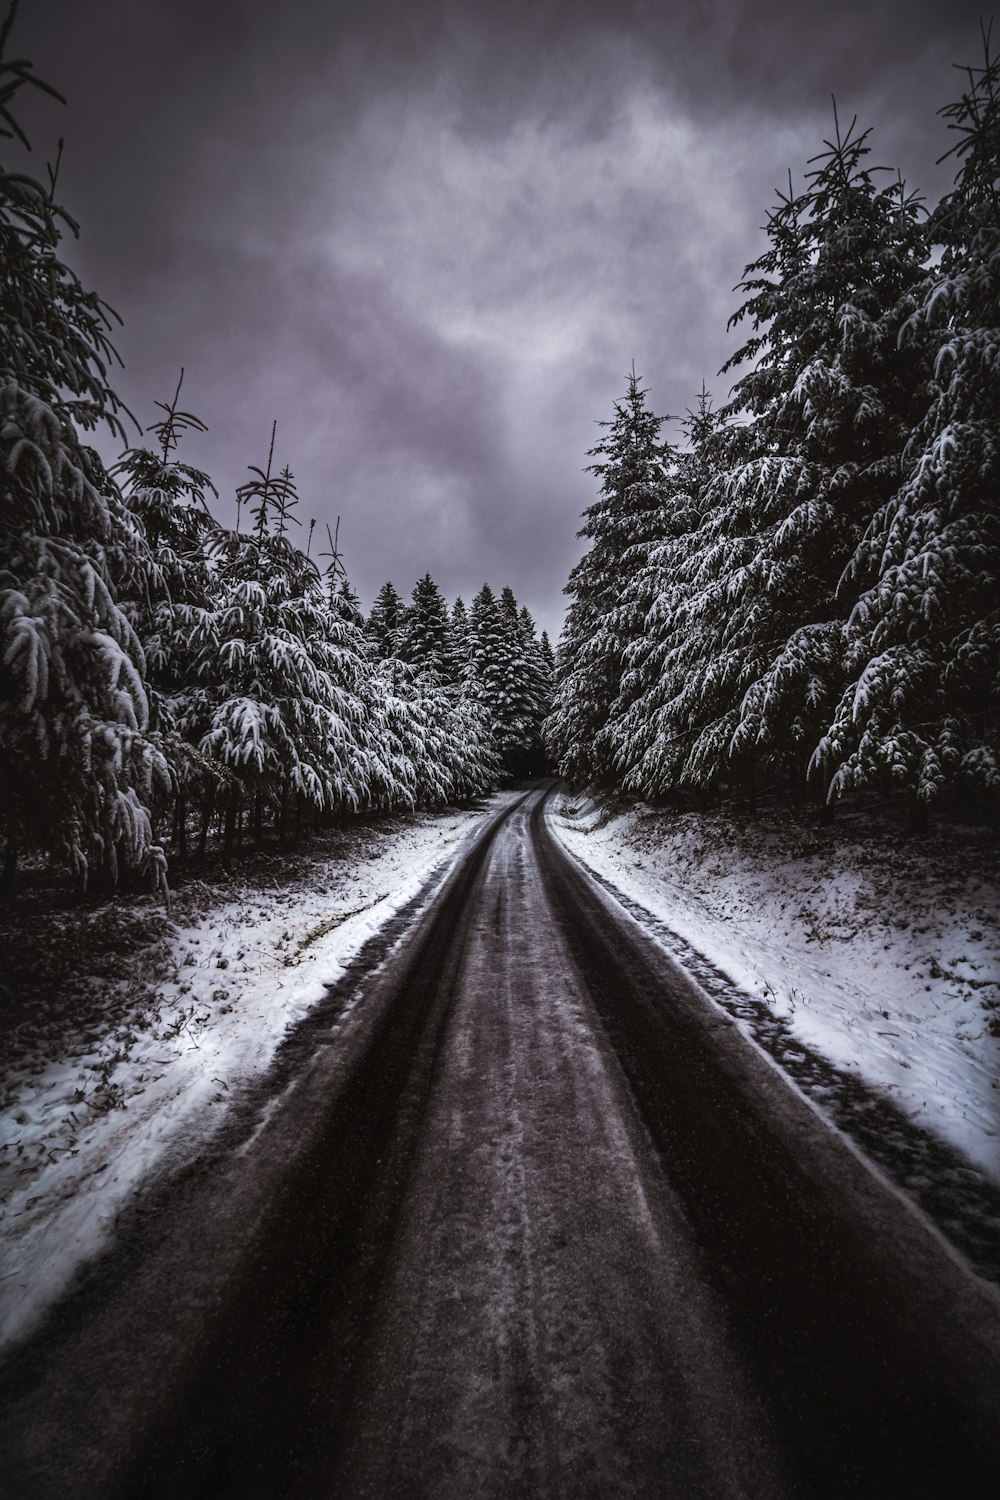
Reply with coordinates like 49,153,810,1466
0,5,551,901
549,34,1000,836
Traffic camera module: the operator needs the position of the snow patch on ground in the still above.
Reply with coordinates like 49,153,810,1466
550,793,1000,1187
0,796,515,1352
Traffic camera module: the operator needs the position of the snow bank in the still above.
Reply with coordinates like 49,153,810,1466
0,796,516,1352
549,793,1000,1187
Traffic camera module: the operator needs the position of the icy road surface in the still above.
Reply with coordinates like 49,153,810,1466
1,783,999,1497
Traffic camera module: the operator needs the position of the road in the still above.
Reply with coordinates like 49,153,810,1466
1,782,999,1497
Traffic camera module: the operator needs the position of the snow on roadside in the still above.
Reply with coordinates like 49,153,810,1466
0,794,516,1352
549,792,1000,1187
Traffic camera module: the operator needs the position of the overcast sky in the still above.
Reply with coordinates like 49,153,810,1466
15,0,988,639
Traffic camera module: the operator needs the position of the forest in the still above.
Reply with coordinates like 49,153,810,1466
3,11,998,905
0,12,552,893
548,40,999,832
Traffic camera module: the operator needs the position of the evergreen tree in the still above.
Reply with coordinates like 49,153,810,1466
0,15,166,887
717,112,929,803
113,374,223,856
400,572,451,679
546,368,672,784
185,532,374,845
517,602,553,773
367,580,406,658
538,629,555,682
468,584,518,771
236,420,298,542
444,595,471,687
815,37,1000,815
468,584,549,776
625,114,929,806
364,655,499,809
605,389,735,796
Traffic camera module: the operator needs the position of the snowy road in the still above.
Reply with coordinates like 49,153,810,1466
1,784,1000,1497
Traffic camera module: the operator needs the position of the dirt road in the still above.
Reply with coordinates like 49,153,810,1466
1,783,999,1497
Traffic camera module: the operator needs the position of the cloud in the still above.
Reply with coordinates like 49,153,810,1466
14,0,990,639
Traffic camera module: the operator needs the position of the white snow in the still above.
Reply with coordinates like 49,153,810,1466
549,792,1000,1187
0,795,517,1353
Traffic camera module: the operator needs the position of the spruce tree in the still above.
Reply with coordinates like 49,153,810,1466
444,596,471,687
546,368,672,784
367,580,406,658
113,375,223,857
178,435,377,847
651,114,929,804
604,389,735,797
400,572,451,679
0,13,165,887
817,36,1000,815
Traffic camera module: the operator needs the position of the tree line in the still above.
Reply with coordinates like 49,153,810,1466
0,14,550,892
548,37,1000,829
366,575,554,780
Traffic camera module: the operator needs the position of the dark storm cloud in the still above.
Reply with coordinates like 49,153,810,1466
14,0,990,636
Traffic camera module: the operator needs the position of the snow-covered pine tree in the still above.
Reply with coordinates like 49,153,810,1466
604,389,735,798
660,113,929,806
367,580,406,659
465,584,548,777
816,35,1000,820
399,572,451,679
496,585,544,776
0,13,166,888
546,368,672,785
113,373,222,857
176,435,377,850
538,629,555,683
466,583,518,775
362,652,499,809
444,595,471,687
516,602,553,774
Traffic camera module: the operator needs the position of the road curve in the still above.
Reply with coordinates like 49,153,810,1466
1,783,999,1497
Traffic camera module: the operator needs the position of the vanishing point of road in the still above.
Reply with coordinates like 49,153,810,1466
1,783,999,1497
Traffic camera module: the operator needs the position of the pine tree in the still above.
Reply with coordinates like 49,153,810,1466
177,434,379,848
468,584,517,772
632,114,930,806
400,572,451,679
604,389,735,797
236,420,298,542
364,655,499,809
546,368,672,784
467,584,549,776
517,603,553,773
367,580,406,658
444,596,471,687
538,629,555,682
0,12,166,887
816,35,1000,816
113,374,223,857
721,113,928,803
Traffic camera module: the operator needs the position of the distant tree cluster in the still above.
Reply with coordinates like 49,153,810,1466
549,39,1000,828
365,575,554,780
0,16,547,890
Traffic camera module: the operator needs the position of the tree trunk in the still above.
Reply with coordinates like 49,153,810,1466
197,794,213,861
254,794,263,851
224,792,239,860
3,828,16,887
174,795,188,861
